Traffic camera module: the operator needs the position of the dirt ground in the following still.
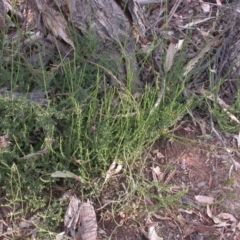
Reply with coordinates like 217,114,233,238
98,117,240,240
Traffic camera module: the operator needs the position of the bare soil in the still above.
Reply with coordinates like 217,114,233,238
98,117,240,240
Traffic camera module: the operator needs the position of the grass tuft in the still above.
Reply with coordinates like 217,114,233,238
0,23,238,238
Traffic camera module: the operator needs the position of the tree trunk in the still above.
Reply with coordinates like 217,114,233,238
68,0,142,89
24,0,142,90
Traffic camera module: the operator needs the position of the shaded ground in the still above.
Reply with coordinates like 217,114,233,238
98,116,240,239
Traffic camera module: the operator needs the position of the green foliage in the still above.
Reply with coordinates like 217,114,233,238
0,28,220,238
211,102,240,132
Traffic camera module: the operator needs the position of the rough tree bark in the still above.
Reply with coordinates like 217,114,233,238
0,0,6,30
68,0,142,88
24,0,143,90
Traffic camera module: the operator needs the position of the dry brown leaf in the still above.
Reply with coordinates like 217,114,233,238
214,222,231,228
51,170,82,182
0,135,10,148
104,160,123,184
151,149,165,159
195,195,214,204
217,213,237,223
216,0,222,5
201,2,211,13
165,42,175,72
197,28,210,38
175,39,184,52
151,166,164,181
55,232,66,240
183,225,195,237
192,224,216,233
183,126,194,132
180,158,186,170
156,151,164,159
76,202,97,240
64,196,97,240
64,195,82,236
206,205,221,224
148,224,163,240
151,149,164,158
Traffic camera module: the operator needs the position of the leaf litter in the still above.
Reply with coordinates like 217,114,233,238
95,118,240,239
